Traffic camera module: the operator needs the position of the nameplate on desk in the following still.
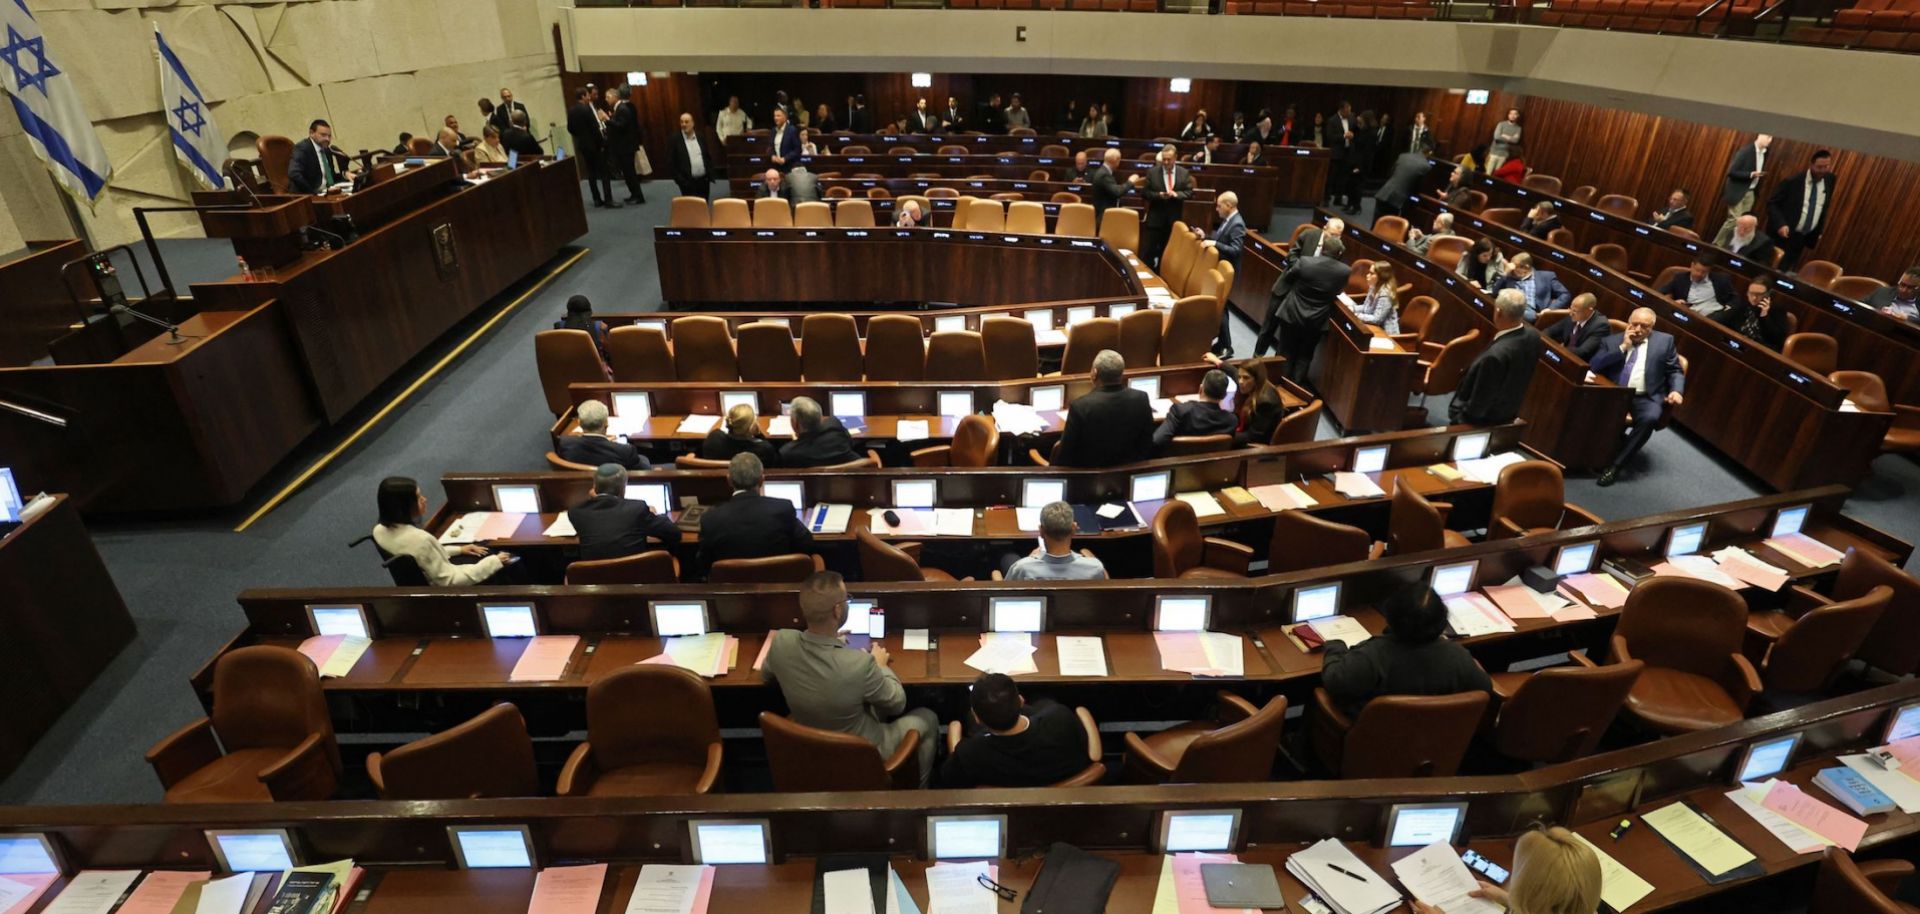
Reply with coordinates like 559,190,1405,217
1589,212,1608,223
1635,227,1650,236
1295,149,1310,156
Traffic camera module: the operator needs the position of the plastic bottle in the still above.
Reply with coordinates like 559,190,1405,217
237,257,254,281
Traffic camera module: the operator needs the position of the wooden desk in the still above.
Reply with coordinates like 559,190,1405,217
0,239,86,367
729,167,1218,229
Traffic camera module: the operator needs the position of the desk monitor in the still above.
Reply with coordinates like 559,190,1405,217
1129,376,1162,399
1352,445,1389,474
306,604,370,639
1429,561,1478,598
507,150,519,169
1153,595,1211,632
1384,803,1468,848
1553,542,1599,577
1109,303,1137,319
1290,583,1342,623
612,391,651,421
830,391,867,418
1665,522,1708,558
448,826,535,869
1024,308,1055,330
1451,431,1491,462
0,834,61,876
627,481,673,513
0,468,19,523
927,815,1007,861
689,820,772,865
935,314,967,334
634,319,668,336
840,599,876,636
1770,505,1810,539
1158,810,1241,853
1733,733,1802,783
1130,470,1171,504
720,391,758,415
1021,478,1067,509
763,480,805,513
939,391,975,418
893,479,937,509
1885,701,1920,744
650,601,710,638
1066,306,1096,327
492,484,540,514
205,829,298,872
988,596,1046,633
479,602,539,638
1030,384,1066,412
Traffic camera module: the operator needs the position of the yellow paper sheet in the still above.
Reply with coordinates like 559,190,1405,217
320,636,371,678
1641,804,1756,876
1570,833,1656,912
1150,855,1178,914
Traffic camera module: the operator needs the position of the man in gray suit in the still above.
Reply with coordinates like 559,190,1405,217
1713,134,1771,246
761,571,938,784
785,165,822,203
1253,233,1350,385
1372,139,1435,218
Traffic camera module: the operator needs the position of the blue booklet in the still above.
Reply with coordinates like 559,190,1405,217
1814,766,1896,816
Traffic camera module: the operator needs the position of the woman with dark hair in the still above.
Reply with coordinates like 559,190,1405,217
1457,237,1508,290
371,476,511,586
1320,582,1493,718
555,294,609,358
1230,357,1284,447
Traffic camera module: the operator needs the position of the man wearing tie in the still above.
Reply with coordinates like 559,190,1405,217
287,119,351,194
489,87,528,134
604,86,644,204
1206,191,1246,357
1543,293,1607,361
1138,145,1192,269
768,107,800,173
945,97,964,131
1491,253,1571,323
566,87,617,209
1325,102,1359,214
1589,308,1685,487
1765,150,1838,273
1408,111,1431,154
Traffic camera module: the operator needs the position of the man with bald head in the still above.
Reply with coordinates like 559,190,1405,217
669,113,711,199
1088,146,1131,223
758,168,786,200
1589,307,1685,486
1715,133,1772,247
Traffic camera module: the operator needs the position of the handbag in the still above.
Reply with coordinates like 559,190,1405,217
635,146,653,177
1019,843,1118,914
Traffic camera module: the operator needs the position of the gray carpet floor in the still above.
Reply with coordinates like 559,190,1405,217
4,186,1917,806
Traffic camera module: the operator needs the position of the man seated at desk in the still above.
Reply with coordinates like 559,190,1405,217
758,168,787,200
779,397,861,467
702,404,779,464
1153,369,1237,453
1544,293,1608,362
697,454,813,573
1660,255,1736,318
1490,252,1570,323
762,571,938,785
1321,583,1492,720
895,199,927,228
936,673,1097,788
427,127,461,158
1057,350,1154,467
569,464,681,562
1713,281,1792,350
1005,502,1109,581
289,118,353,194
558,400,649,470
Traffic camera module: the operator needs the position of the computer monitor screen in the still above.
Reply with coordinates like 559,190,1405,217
1885,702,1920,743
206,830,297,872
1352,445,1389,474
1385,803,1467,847
720,391,758,415
988,597,1045,633
1451,432,1491,462
1021,478,1066,509
892,479,937,509
1023,309,1054,330
939,391,974,417
763,481,805,512
1066,306,1096,326
830,392,867,417
1770,505,1810,539
627,482,673,513
689,821,771,865
1030,385,1065,412
1430,561,1478,598
479,603,538,638
1553,542,1599,576
1108,303,1137,319
1129,376,1161,399
1130,471,1171,503
1666,522,1708,557
928,816,1006,861
612,391,651,421
934,315,967,334
492,484,540,514
0,835,59,875
0,468,19,523
1735,734,1801,783
306,605,369,639
1160,811,1240,853
650,601,710,638
1291,583,1342,623
449,827,534,869
1154,595,1211,632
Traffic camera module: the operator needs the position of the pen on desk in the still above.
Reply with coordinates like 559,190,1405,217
1327,864,1369,882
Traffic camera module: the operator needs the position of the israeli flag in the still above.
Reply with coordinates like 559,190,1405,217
0,0,112,202
155,25,223,190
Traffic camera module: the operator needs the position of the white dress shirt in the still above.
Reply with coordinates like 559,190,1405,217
682,132,706,177
1626,340,1650,393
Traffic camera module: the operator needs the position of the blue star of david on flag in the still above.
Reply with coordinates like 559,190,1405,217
1,23,58,97
0,0,111,202
172,95,204,137
155,26,224,189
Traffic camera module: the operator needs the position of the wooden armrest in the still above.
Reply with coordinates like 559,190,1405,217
257,732,336,801
1054,763,1107,787
865,449,883,467
1894,404,1920,429
1201,537,1255,575
1489,672,1523,702
1026,448,1052,466
1310,687,1353,731
693,742,723,794
946,720,964,754
909,445,952,467
1216,691,1259,724
1568,650,1600,669
1784,584,1833,618
145,717,221,789
1122,732,1177,777
884,729,922,788
364,751,388,796
1608,634,1634,664
990,569,1003,580
1390,332,1419,350
1562,503,1604,528
556,742,596,796
1858,859,1916,896
1726,653,1763,710
1075,707,1101,762
1419,340,1445,361
811,554,826,571
1430,501,1454,524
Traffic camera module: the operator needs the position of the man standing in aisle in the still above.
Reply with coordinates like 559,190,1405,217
768,106,800,173
490,87,528,134
1139,145,1192,269
604,86,644,205
567,86,617,209
1325,102,1359,213
1450,290,1542,426
670,113,711,200
1713,134,1770,246
1253,234,1349,384
1088,147,1130,223
1765,150,1838,274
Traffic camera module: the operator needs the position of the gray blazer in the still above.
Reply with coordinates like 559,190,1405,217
761,630,908,754
1490,121,1522,157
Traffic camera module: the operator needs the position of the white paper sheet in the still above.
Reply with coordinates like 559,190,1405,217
767,416,795,438
542,514,577,537
1332,472,1386,498
1056,636,1109,676
823,869,876,914
1389,843,1502,914
933,508,975,537
624,865,708,914
1174,492,1225,518
676,415,720,435
37,871,142,914
896,420,931,443
925,862,997,914
193,874,255,914
902,629,931,651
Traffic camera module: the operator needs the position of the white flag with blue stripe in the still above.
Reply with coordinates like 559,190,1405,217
154,25,223,190
0,0,111,202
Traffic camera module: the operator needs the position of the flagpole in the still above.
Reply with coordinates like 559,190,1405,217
47,172,98,249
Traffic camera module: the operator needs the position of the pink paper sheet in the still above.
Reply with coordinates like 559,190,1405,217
118,871,212,914
692,866,715,914
1716,551,1790,592
1886,737,1920,772
1766,533,1845,568
1154,632,1212,675
298,635,344,669
1172,853,1249,914
508,635,579,682
753,631,776,670
1762,781,1868,851
1483,584,1551,620
474,512,527,542
1561,573,1629,609
528,864,607,914
0,874,58,914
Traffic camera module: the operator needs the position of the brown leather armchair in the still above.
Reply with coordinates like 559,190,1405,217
670,316,739,382
1829,371,1920,455
367,704,539,799
545,451,595,472
1797,260,1844,290
146,646,341,803
1059,318,1121,375
1595,194,1639,218
947,707,1106,787
801,313,864,381
981,317,1039,380
864,315,927,381
925,331,988,381
1161,296,1220,366
565,550,680,585
1409,329,1483,423
1372,214,1410,243
1267,511,1382,574
558,665,722,797
1608,577,1760,734
1489,654,1643,765
534,329,611,416
1812,847,1916,914
708,553,822,583
911,414,998,466
1119,309,1165,368
1269,399,1322,446
1124,692,1285,784
605,325,676,382
1387,479,1470,554
1152,499,1254,578
1784,549,1920,678
856,527,964,582
1748,585,1891,695
761,712,919,791
1162,434,1234,457
255,135,293,192
1782,332,1840,376
1488,460,1603,538
736,322,802,382
1309,688,1488,778
1480,207,1524,228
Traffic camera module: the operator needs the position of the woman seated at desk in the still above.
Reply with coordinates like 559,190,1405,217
1413,826,1601,914
701,404,780,464
1458,237,1508,290
471,125,508,170
1353,261,1401,335
372,477,512,586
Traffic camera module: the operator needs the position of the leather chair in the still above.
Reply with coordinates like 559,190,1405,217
407,136,435,156
801,313,864,381
669,197,711,227
911,414,998,466
1051,191,1081,205
1124,692,1285,784
864,315,926,381
752,197,793,227
1159,223,1198,292
558,665,722,797
1812,848,1917,914
708,553,821,583
1099,207,1140,252
1829,371,1920,454
839,145,870,155
1119,309,1165,368
982,317,1039,380
1461,189,1488,212
1783,332,1840,376
1007,201,1047,234
1309,688,1488,778
1152,500,1255,578
1587,243,1630,276
1607,577,1760,734
1040,144,1072,157
925,186,959,198
1567,184,1597,206
1798,260,1844,289
1489,654,1643,765
1830,275,1887,302
1411,328,1484,420
1595,194,1639,218
1488,461,1603,538
535,329,611,416
1344,259,1373,297
947,707,1105,787
675,455,729,469
1372,214,1410,243
793,201,833,227
1426,235,1472,271
856,527,962,582
1517,173,1559,195
939,145,972,156
925,330,987,381
145,646,341,803
965,199,1006,232
1480,207,1524,228
565,550,680,585
546,451,595,472
1269,399,1322,446
1161,295,1221,365
824,185,853,199
1546,228,1576,249
1059,318,1121,375
606,325,675,382
1267,511,1380,574
1395,295,1438,350
1669,226,1700,240
367,704,539,799
1775,549,1920,678
821,451,884,470
1387,479,1470,554
1182,246,1221,300
1750,585,1891,695
950,196,973,228
1162,434,1234,457
670,316,739,381
1199,262,1237,309
255,135,294,192
760,711,919,791
835,199,877,228
736,321,802,381
710,197,750,227
1054,202,1097,237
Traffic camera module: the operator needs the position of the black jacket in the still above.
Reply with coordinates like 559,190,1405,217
1057,385,1154,468
1087,165,1129,220
1271,254,1351,327
1449,325,1543,425
1724,232,1777,265
1153,400,1238,452
1140,164,1191,230
489,100,529,135
1544,313,1608,362
668,130,710,183
700,429,780,465
556,434,650,470
1713,301,1792,350
569,494,681,562
605,101,640,153
1651,206,1694,230
1234,387,1285,447
566,102,605,154
288,139,350,194
1519,215,1563,236
501,127,543,157
1766,170,1838,240
1322,634,1492,719
778,418,861,468
697,492,814,573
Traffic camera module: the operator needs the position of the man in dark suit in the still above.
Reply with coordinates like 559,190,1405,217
668,113,711,200
1721,214,1776,265
1087,148,1130,223
1208,192,1247,357
1451,290,1543,426
1254,234,1350,384
1589,307,1686,486
846,95,873,134
1650,189,1693,230
556,400,650,470
603,86,644,204
1372,140,1434,219
906,98,937,133
566,87,617,209
501,110,542,157
1283,217,1344,270
1325,102,1359,212
944,97,965,131
1544,293,1607,362
1056,351,1154,467
1660,256,1737,316
570,464,681,562
1518,201,1562,236
1867,267,1920,324
288,119,351,194
697,453,814,575
757,169,787,200
1766,150,1838,273
426,127,460,158
767,107,800,173
779,397,861,467
1139,146,1192,269
489,88,529,135
1714,281,1792,350
1153,370,1238,453
1490,253,1571,323
1713,134,1770,246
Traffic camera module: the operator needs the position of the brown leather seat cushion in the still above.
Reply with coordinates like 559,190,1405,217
1625,668,1744,733
1141,721,1213,767
586,761,710,797
1888,427,1920,451
1747,609,1793,641
162,748,282,803
1442,530,1471,549
1179,567,1246,580
921,567,958,582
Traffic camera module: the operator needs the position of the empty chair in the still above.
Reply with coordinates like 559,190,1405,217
255,134,293,192
558,665,722,796
1118,309,1165,368
824,185,852,198
1152,499,1255,578
761,711,920,791
1546,227,1575,249
924,330,987,380
1812,848,1915,914
1567,184,1597,206
1521,173,1562,195
368,704,539,799
1490,655,1643,765
950,196,973,228
1797,260,1844,288
1050,191,1081,204
1830,275,1888,301
605,325,675,382
1594,194,1639,217
535,329,611,416
1159,223,1199,292
1829,371,1920,454
1753,585,1891,695
864,314,927,381
938,145,970,155
670,316,738,381
866,187,892,199
1040,143,1072,157
711,197,750,227
1372,214,1410,243
1182,246,1222,300
735,321,802,381
839,145,869,155
925,186,959,198
912,414,999,467
1411,328,1484,414
792,201,832,227
800,313,864,381
1426,235,1472,270
1099,207,1141,252
1269,399,1322,446
1160,295,1220,365
834,198,876,227
1607,577,1758,734
1461,188,1488,211
1488,460,1603,538
752,197,793,227
964,199,1006,232
857,527,962,582
565,550,680,585
1587,243,1629,275
1266,511,1378,574
981,316,1039,380
669,196,711,227
1480,207,1524,228
708,553,819,583
145,645,341,803
1054,202,1097,237
1782,332,1839,375
1058,318,1121,374
1309,688,1488,778
1124,692,1286,783
1198,262,1236,308
1387,478,1470,554
1006,201,1047,234
1792,549,1920,678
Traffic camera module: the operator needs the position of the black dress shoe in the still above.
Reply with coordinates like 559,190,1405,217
1597,466,1620,487
626,196,644,204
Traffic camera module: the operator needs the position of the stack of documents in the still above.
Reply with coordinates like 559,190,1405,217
805,504,853,535
527,864,606,914
1248,483,1317,511
1568,834,1655,912
646,633,736,678
1727,779,1831,854
115,871,211,914
1175,491,1226,518
1390,843,1502,914
1152,853,1247,914
1154,631,1245,677
0,869,75,914
1839,751,1920,813
1710,547,1790,591
965,633,1038,675
1295,616,1373,649
925,861,998,914
1055,636,1108,676
509,635,578,682
627,864,714,914
1331,472,1385,498
1483,581,1560,620
605,414,648,439
895,419,931,442
1764,532,1845,568
1285,840,1400,914
1456,451,1527,484
1652,555,1747,590
1558,573,1629,610
1640,803,1755,878
991,400,1049,435
868,508,935,536
767,415,795,438
933,508,975,537
1443,593,1515,637
676,415,720,435
438,512,525,545
542,514,577,537
1757,780,1867,850
298,634,372,679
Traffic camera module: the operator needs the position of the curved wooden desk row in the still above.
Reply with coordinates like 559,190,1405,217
1438,168,1920,405
1405,196,1895,491
597,298,1164,346
730,168,1217,225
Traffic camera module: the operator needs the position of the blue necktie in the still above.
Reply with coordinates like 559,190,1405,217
1621,344,1640,390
